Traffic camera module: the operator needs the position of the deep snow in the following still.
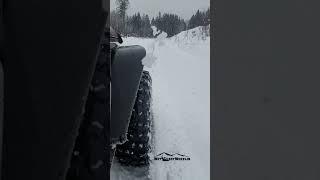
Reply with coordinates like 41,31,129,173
111,26,210,180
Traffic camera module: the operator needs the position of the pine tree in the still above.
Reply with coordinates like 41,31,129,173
187,9,210,30
116,0,130,33
151,17,155,26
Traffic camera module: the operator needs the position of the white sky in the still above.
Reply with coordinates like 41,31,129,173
110,0,210,20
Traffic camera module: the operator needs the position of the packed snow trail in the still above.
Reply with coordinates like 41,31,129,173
111,26,210,180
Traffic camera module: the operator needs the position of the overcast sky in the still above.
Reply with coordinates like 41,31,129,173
111,0,210,20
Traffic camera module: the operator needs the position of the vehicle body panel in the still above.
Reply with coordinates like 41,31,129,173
1,0,107,179
0,60,3,179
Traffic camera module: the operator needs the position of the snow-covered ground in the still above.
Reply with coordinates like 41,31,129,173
111,26,210,180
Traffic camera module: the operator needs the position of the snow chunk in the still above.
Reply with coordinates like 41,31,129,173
142,53,157,68
151,26,160,36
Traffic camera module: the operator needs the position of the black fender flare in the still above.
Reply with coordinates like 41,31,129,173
111,45,146,144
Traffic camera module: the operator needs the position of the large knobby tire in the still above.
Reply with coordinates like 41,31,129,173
115,70,152,167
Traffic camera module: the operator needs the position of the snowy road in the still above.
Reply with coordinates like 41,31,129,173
111,27,210,180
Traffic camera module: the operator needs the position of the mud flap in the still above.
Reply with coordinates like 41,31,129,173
1,0,108,179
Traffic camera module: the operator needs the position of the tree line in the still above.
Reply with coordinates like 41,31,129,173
111,0,210,38
188,8,211,29
151,13,186,37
